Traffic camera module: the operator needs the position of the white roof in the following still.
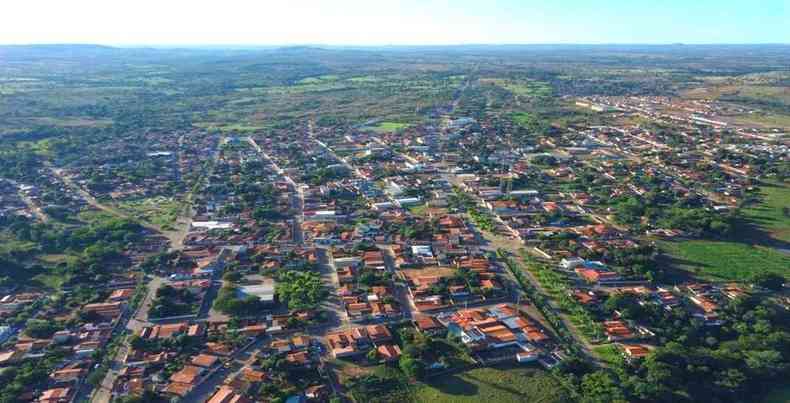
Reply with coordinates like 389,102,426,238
192,221,233,230
241,282,275,301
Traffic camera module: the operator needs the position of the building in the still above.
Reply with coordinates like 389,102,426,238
239,280,276,306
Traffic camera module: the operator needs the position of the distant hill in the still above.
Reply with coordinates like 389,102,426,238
0,44,122,59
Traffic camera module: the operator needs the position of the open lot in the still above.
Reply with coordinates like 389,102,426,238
743,182,790,243
414,365,569,403
365,121,411,133
660,240,790,281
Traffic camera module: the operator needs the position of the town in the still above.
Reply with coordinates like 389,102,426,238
0,44,788,403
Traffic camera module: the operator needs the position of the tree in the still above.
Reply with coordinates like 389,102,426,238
24,319,61,339
113,391,167,403
580,371,627,403
398,354,425,380
367,348,379,362
749,272,785,291
223,271,242,282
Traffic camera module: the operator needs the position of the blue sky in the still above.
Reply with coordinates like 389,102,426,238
1,0,787,45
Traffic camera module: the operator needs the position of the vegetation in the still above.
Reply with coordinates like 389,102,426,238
415,365,570,403
660,240,789,280
275,270,327,311
213,284,265,317
149,284,199,319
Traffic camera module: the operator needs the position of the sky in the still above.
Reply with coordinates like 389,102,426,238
1,0,788,46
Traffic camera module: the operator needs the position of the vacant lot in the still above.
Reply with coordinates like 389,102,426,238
366,121,410,133
511,112,534,127
660,240,789,281
661,181,790,281
731,113,790,129
743,182,790,243
117,196,186,230
482,78,552,99
592,344,624,366
414,365,569,403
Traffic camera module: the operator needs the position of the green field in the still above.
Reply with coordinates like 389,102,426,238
32,271,71,290
296,75,340,84
592,344,625,366
743,182,790,242
733,113,790,129
367,121,410,133
193,122,267,132
117,196,186,230
511,112,535,127
414,365,569,403
482,78,552,98
660,240,790,281
660,181,790,281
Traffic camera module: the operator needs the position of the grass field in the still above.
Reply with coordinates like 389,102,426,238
592,344,625,366
482,78,552,98
511,112,535,127
193,122,267,132
407,204,429,216
32,271,71,290
731,113,790,129
659,240,790,281
414,365,569,403
743,182,790,242
117,196,186,230
367,121,410,133
660,181,790,281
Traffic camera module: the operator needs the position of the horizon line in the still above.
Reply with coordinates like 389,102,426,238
2,42,790,48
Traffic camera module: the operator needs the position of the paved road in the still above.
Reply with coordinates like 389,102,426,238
182,337,268,402
313,248,351,333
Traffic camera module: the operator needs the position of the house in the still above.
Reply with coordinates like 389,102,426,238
363,250,386,269
414,315,445,335
191,353,220,368
286,350,312,367
603,320,634,341
82,302,124,320
305,384,328,400
164,382,192,398
376,344,402,361
241,367,267,383
139,323,188,340
237,324,267,337
366,324,392,344
207,386,251,403
38,387,71,403
108,288,135,302
620,344,650,361
169,365,203,385
560,257,585,270
291,335,310,351
325,327,371,358
575,268,621,284
50,367,86,384
572,290,598,306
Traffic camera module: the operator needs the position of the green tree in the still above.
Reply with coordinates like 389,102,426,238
580,371,627,403
398,354,425,380
749,272,785,291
